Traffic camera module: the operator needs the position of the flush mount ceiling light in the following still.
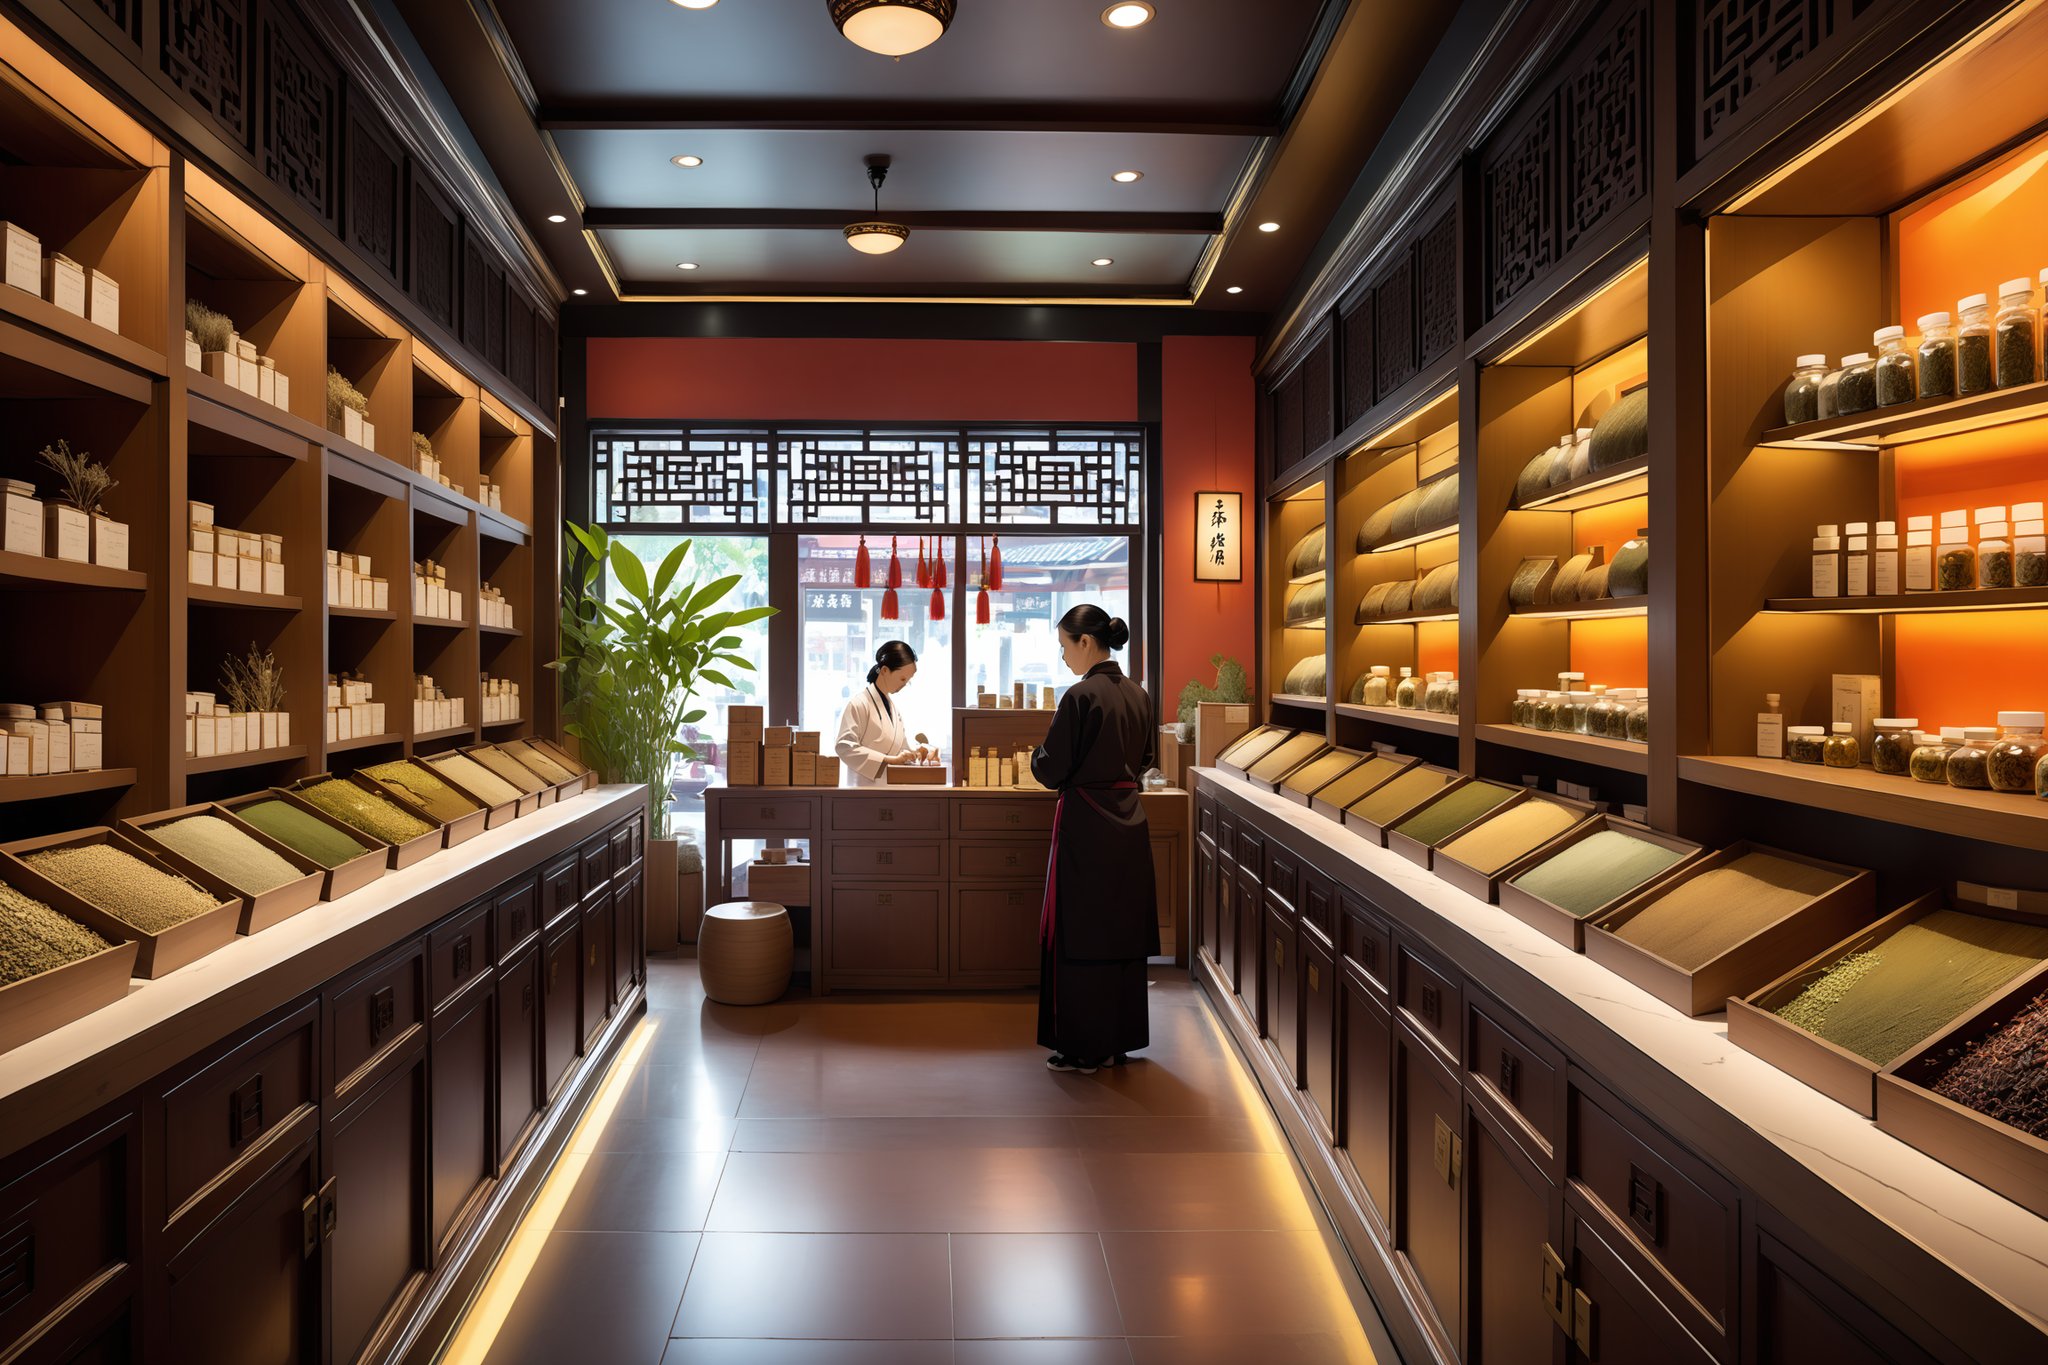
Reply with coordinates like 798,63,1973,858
546,214,566,223
829,0,956,57
1226,286,1242,294
1257,221,1280,232
677,261,699,270
1111,170,1143,183
672,154,704,168
844,155,909,255
1102,3,1154,28
671,0,719,8
572,287,588,295
1092,257,1114,266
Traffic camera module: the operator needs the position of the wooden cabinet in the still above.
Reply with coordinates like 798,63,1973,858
1395,1017,1463,1354
431,984,495,1257
1465,1095,1563,1365
1301,927,1338,1139
1562,1202,1718,1365
1341,962,1394,1233
1750,1233,1936,1365
0,1117,136,1363
1196,835,1219,963
328,941,427,1111
496,942,541,1172
612,870,641,1002
1234,865,1261,1000
581,896,613,1050
325,1056,428,1365
159,1130,321,1365
826,886,946,985
429,901,492,1011
1263,903,1301,1085
542,919,581,1101
952,886,1040,985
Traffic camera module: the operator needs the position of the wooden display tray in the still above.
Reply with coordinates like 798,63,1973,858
886,763,947,785
217,789,388,902
0,828,242,978
1216,724,1294,777
1278,747,1370,806
120,802,324,933
1584,842,1876,1018
506,738,590,797
525,737,595,794
1876,957,2048,1222
1342,767,1468,847
1496,816,1706,951
410,754,520,829
461,742,551,808
1429,792,1602,904
1243,734,1330,791
0,858,137,1054
1385,781,1528,872
1730,892,2048,1118
1308,752,1418,824
284,774,447,868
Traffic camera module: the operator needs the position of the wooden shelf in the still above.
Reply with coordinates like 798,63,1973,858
180,744,307,777
1509,599,1647,622
327,731,401,755
0,767,136,805
479,623,522,637
1516,455,1649,513
187,384,313,462
414,724,475,743
0,285,167,384
414,616,465,630
1268,694,1330,712
1764,588,2048,615
1678,754,2048,853
1477,723,1648,773
329,604,397,621
1361,521,1458,555
412,488,468,526
0,551,146,592
1283,617,1327,630
1757,380,2048,451
1287,570,1326,586
477,511,530,544
1359,610,1460,626
481,717,525,729
1335,703,1458,736
187,583,302,612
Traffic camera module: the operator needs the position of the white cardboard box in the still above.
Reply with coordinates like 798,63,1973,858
261,712,278,749
257,365,275,406
273,372,289,411
92,516,128,571
88,269,117,332
1,222,40,294
263,562,284,596
204,349,241,390
1831,673,1883,758
184,333,202,370
44,719,69,774
341,407,365,447
239,556,262,594
72,727,100,770
360,419,376,453
2,488,42,556
43,256,84,317
215,553,238,589
45,504,89,562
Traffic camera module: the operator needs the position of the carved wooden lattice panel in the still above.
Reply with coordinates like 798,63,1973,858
595,432,772,526
1484,97,1556,317
1274,370,1304,473
260,5,337,226
1340,290,1374,427
506,292,536,397
967,431,1144,527
346,106,403,283
482,259,506,374
164,0,251,149
1301,333,1334,454
1416,208,1459,366
535,317,557,407
460,230,489,353
1373,252,1417,400
1563,5,1649,255
409,169,458,330
781,434,963,525
89,0,140,45
1695,0,1885,158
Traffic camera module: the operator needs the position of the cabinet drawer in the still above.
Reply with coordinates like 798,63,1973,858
831,840,944,879
162,1011,316,1215
832,798,944,832
0,1118,133,1361
826,886,945,978
725,796,815,831
954,840,1051,881
1467,993,1560,1159
955,799,1055,834
538,856,576,929
1341,897,1392,996
1236,827,1265,874
1569,1080,1736,1331
504,874,546,954
953,886,1040,978
609,822,634,872
1216,811,1238,866
580,836,612,898
1300,864,1335,938
331,942,426,1102
1196,797,1216,843
1396,939,1460,1063
1264,844,1299,911
430,900,493,1011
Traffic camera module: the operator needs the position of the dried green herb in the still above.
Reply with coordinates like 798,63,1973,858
236,799,368,869
1824,735,1859,769
1876,355,1915,407
26,843,219,934
1947,747,1991,790
1981,548,2014,588
1997,319,2036,388
1939,548,1977,592
1776,951,1882,1037
1312,755,1406,809
220,642,285,713
1391,782,1518,848
2018,551,2048,588
1438,800,1580,875
0,881,112,986
185,300,234,352
1788,733,1826,764
424,753,526,807
300,778,435,844
1917,338,1956,399
1614,852,1844,971
365,761,485,822
1927,989,2048,1139
326,366,369,423
1835,366,1876,414
1911,743,1951,783
1509,830,1688,919
1349,768,1450,827
37,440,116,518
149,815,302,895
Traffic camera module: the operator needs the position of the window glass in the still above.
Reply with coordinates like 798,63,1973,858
965,535,1132,703
797,534,954,750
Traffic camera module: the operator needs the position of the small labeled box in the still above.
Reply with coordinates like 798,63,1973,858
728,741,760,785
3,482,43,556
1,221,40,294
792,731,821,754
91,515,128,571
815,754,840,787
263,562,284,596
792,749,817,785
45,504,89,563
256,363,275,406
184,329,201,370
763,745,791,786
43,254,84,317
763,725,795,748
87,268,117,332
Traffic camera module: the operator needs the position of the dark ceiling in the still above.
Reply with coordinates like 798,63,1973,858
393,0,1456,309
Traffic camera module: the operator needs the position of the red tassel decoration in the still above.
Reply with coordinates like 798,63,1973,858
915,537,929,589
932,547,946,590
929,585,944,621
989,536,1003,591
881,588,899,621
854,535,871,589
975,537,991,624
886,536,902,590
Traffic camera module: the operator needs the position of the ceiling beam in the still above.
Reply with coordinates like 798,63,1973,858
538,101,1278,137
614,281,1194,303
584,208,1223,234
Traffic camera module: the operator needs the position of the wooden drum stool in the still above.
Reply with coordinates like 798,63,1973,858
698,902,792,1005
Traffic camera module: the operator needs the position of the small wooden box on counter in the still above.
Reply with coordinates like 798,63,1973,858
0,827,242,978
763,745,791,786
284,774,447,868
729,740,760,785
0,856,138,1054
887,763,947,786
121,802,325,933
1877,956,2048,1222
218,789,389,902
1584,842,1876,1018
742,859,811,906
1385,780,1530,872
1496,816,1706,951
1428,791,1601,904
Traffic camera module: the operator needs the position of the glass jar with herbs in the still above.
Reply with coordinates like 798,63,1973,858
1996,277,2038,388
1625,694,1650,744
1873,326,1916,407
2016,509,2047,587
1424,673,1449,713
1824,722,1861,769
1531,691,1561,732
1818,361,1843,418
1871,719,1918,776
1957,294,1995,397
1395,668,1420,710
1980,520,2014,588
1947,727,1998,790
1910,730,1956,784
1361,665,1391,707
1938,515,1977,591
1917,312,1957,399
1589,691,1624,739
1989,711,2048,793
1787,725,1827,764
1511,688,1534,727
1835,352,1878,416
1783,354,1827,424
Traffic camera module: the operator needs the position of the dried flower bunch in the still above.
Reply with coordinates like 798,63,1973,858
412,431,434,463
184,299,234,353
221,642,285,713
37,439,115,518
326,366,370,423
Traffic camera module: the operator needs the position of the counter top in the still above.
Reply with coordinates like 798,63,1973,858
1198,767,2048,1343
707,785,1189,798
0,784,645,1161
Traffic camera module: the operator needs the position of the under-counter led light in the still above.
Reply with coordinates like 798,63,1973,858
672,155,704,168
1092,257,1114,266
1257,221,1280,233
677,262,699,270
546,214,566,223
1112,170,1143,183
1102,2,1154,27
1226,286,1243,294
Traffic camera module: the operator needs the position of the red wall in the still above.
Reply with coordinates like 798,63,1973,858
584,332,1257,708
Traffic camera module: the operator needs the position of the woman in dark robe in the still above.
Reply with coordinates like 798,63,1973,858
1031,604,1157,1074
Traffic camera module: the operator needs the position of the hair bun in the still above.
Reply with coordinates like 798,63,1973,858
1106,617,1130,650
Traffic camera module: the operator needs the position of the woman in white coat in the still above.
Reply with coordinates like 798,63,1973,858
835,640,926,787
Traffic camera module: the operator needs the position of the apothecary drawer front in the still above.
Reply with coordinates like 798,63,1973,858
430,900,494,1011
539,855,576,927
1468,996,1559,1157
1341,897,1392,997
953,886,1041,977
1396,940,1461,1063
831,798,944,832
331,943,426,1102
724,797,817,832
505,874,547,952
830,841,944,880
0,1118,132,1359
826,887,945,977
954,840,1052,881
161,1013,317,1215
955,800,1055,835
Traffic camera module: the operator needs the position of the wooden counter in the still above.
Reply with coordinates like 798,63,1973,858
704,785,1189,993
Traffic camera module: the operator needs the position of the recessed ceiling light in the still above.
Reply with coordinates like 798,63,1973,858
572,288,587,295
546,214,566,223
670,0,718,9
672,154,703,168
1102,3,1154,28
1111,170,1143,184
1092,257,1114,267
1226,286,1243,294
677,262,699,270
1258,221,1280,233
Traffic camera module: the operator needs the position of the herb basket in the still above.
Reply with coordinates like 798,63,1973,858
360,759,498,838
1307,751,1417,825
1428,791,1601,904
412,755,520,830
460,743,547,814
1495,816,1706,951
1278,747,1370,808
1342,767,1468,847
1384,780,1527,872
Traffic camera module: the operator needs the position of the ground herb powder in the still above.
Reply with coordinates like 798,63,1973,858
1509,830,1689,919
149,815,303,895
1927,989,2048,1140
1312,756,1407,810
1613,852,1842,971
237,799,369,869
26,843,219,934
512,744,575,784
368,761,489,821
472,746,548,794
299,779,435,844
0,881,112,985
1438,800,1580,875
1390,782,1518,848
1349,768,1451,828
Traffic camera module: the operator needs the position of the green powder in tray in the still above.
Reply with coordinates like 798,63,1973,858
236,799,370,869
26,843,220,934
0,880,113,985
1348,768,1451,827
1508,830,1688,919
423,754,524,807
365,762,485,823
147,815,303,895
1438,800,1581,875
472,746,548,794
511,743,575,784
1391,782,1518,848
1771,910,2048,1065
1613,852,1843,970
299,779,436,845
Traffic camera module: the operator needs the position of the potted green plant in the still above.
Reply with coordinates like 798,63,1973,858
1176,652,1251,770
551,524,773,943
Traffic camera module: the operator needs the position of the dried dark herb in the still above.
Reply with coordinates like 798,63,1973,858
1918,338,1956,399
1910,745,1950,783
2018,551,2048,588
1939,548,1977,591
1824,734,1859,769
1990,740,2046,793
1788,732,1826,764
1947,747,1991,790
1876,355,1915,407
1958,334,1994,396
1997,319,2036,388
1872,730,1913,776
1927,989,2048,1141
1626,706,1650,743
1784,375,1820,425
1835,366,1876,415
1981,548,2015,588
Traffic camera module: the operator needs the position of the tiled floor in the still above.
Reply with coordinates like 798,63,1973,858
459,958,1390,1365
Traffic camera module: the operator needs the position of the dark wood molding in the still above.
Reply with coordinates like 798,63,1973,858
585,208,1223,234
557,301,1263,341
538,100,1280,137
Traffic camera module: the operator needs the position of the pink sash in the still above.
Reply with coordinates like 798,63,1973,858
1039,782,1139,949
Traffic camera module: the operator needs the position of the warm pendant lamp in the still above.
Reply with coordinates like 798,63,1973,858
845,156,909,255
828,0,955,56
